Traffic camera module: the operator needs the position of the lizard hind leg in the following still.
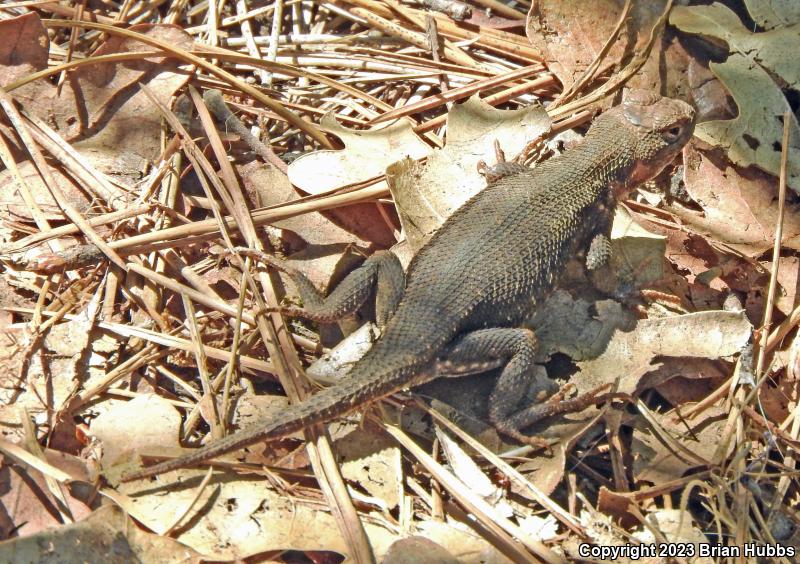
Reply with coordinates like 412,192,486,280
242,249,404,327
436,328,556,446
437,328,624,447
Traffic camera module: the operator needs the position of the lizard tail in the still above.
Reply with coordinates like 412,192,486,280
123,303,452,482
121,357,427,482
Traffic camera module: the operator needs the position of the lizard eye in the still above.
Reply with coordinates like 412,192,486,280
661,125,683,143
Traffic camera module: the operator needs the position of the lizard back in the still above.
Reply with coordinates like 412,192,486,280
374,92,695,356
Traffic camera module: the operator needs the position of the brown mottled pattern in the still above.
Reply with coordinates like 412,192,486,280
123,93,695,482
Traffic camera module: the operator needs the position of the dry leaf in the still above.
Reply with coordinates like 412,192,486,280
336,428,402,510
0,318,90,446
413,520,513,564
766,256,800,316
386,96,549,251
525,0,681,93
744,0,800,29
565,310,751,410
119,469,399,559
287,114,431,196
0,161,96,222
643,358,729,406
117,461,511,560
0,504,201,562
91,394,181,467
243,160,394,250
531,290,634,363
0,14,192,219
631,405,729,484
517,297,751,493
599,208,667,291
632,509,715,564
0,450,93,539
435,428,510,517
306,323,380,386
671,3,800,191
382,536,459,564
668,145,800,256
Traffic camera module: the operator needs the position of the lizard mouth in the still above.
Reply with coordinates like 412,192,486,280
624,159,678,191
621,139,693,195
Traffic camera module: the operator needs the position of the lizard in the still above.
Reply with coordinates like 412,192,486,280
122,90,695,482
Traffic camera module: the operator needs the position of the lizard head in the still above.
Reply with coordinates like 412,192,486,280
615,89,696,188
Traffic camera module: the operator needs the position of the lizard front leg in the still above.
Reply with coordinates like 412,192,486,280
233,248,404,327
586,233,613,271
582,212,621,296
436,328,625,447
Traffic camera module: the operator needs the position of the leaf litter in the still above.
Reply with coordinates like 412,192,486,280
671,2,800,191
0,0,797,561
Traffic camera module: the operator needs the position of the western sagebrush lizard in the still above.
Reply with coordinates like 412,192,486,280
123,90,695,481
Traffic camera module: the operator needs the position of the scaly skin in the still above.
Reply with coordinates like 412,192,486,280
123,91,695,482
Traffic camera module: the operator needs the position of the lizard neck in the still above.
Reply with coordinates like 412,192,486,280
557,123,639,203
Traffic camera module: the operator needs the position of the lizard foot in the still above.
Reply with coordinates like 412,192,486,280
495,384,631,449
478,140,528,184
543,384,631,417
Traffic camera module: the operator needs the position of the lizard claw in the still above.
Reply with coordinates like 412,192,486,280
478,140,530,184
547,382,578,404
